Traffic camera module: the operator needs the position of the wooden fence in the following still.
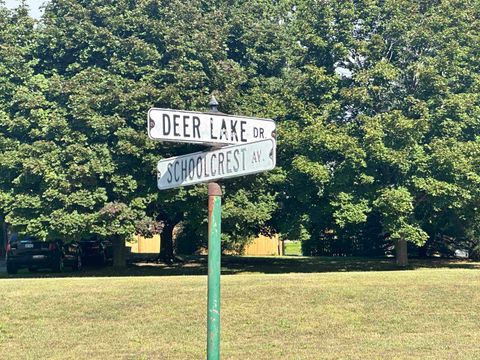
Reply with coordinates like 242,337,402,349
243,234,283,256
128,234,283,256
128,234,161,254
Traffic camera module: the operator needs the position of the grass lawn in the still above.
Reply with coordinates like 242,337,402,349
1,257,479,359
284,240,302,255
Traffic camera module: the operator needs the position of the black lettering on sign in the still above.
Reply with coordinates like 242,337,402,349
163,114,171,135
167,163,173,183
226,150,232,174
204,156,210,177
210,154,217,176
240,121,247,142
181,159,188,180
241,149,247,170
189,158,195,180
173,114,181,136
230,120,238,141
218,152,225,175
252,150,261,163
259,128,264,138
174,161,180,182
233,149,240,171
193,116,200,138
183,115,190,137
210,118,218,140
196,157,203,178
220,119,227,140
253,127,259,138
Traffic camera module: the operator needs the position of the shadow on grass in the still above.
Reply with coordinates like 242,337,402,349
1,255,479,279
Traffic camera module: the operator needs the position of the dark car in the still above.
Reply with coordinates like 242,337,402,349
6,237,82,274
79,238,113,265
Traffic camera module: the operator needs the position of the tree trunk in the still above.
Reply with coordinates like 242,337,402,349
396,237,408,266
159,222,175,264
112,235,126,269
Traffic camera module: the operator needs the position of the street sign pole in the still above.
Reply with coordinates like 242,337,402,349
207,182,221,360
207,95,221,360
149,96,276,359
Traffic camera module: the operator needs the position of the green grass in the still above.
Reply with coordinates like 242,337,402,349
284,240,302,255
1,258,480,359
3,255,478,279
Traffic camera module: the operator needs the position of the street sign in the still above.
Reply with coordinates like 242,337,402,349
157,139,276,189
148,97,277,360
148,108,276,145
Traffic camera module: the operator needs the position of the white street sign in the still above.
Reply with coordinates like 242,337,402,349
157,139,276,189
148,108,276,145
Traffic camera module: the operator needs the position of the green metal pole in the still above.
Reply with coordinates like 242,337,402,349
207,182,222,360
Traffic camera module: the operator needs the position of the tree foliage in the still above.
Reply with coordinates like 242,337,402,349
1,0,480,264
280,0,480,260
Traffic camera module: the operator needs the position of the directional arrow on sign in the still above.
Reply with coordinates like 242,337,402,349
148,108,276,146
157,139,276,190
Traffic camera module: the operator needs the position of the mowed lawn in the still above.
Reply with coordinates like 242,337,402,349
284,241,302,256
1,260,480,359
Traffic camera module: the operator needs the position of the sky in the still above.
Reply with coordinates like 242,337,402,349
5,0,46,19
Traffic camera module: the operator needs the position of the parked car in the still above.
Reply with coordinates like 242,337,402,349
6,237,82,274
79,238,113,265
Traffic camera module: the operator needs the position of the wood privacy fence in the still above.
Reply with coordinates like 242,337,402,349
128,234,283,256
243,234,283,256
128,234,161,254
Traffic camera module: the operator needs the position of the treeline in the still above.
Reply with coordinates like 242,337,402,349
1,0,479,266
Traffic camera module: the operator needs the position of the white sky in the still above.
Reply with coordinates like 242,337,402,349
5,0,46,19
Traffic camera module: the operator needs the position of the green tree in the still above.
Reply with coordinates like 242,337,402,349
0,1,47,241
4,0,281,265
373,187,428,265
279,0,480,265
92,202,138,268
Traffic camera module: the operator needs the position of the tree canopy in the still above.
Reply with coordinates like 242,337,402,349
1,0,480,265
